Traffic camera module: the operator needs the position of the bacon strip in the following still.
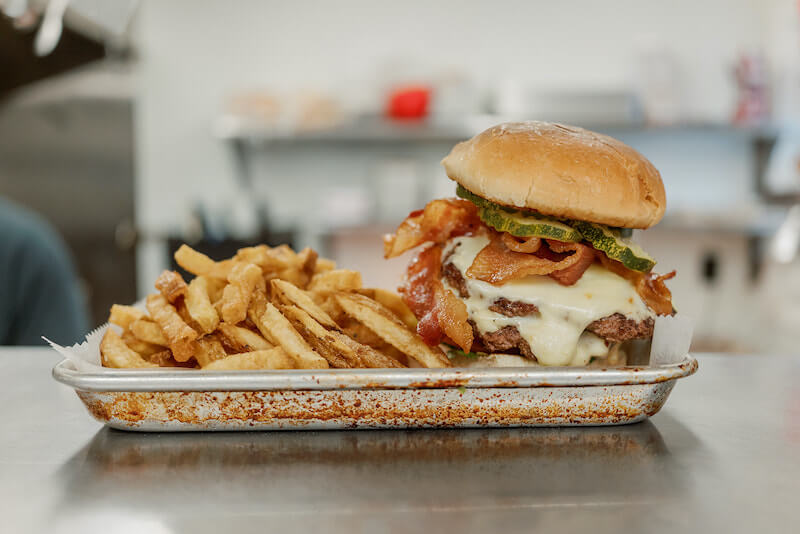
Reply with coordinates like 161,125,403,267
597,254,675,315
638,271,676,316
501,234,542,254
416,309,443,348
547,240,580,254
400,244,442,319
433,283,473,352
399,244,473,351
467,233,594,286
547,241,597,285
384,198,482,258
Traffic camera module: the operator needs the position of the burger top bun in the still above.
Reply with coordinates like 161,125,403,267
442,121,666,229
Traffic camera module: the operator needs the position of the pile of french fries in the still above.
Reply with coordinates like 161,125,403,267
101,244,451,370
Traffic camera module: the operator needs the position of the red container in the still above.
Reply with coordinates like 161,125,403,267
386,86,431,119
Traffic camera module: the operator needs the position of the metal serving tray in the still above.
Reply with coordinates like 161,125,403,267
53,355,697,431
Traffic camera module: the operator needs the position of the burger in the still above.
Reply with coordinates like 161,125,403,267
383,122,675,367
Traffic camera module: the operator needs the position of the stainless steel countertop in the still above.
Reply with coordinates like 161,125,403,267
3,349,798,533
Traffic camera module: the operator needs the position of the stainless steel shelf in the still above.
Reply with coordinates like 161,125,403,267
216,114,479,144
215,113,779,145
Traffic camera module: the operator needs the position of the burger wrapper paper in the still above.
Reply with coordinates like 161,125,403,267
44,299,147,373
650,314,694,366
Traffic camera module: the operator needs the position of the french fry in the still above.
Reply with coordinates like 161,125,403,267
283,305,404,369
340,317,387,348
296,247,318,285
270,244,299,265
174,244,233,279
356,288,417,330
175,244,214,274
241,316,260,332
256,303,328,369
155,270,188,303
307,269,362,293
130,318,168,346
234,245,290,274
100,329,158,368
247,288,274,343
146,294,199,362
206,276,227,303
338,318,408,365
234,244,269,264
176,300,204,333
217,323,273,353
271,279,339,330
146,350,174,367
336,332,405,368
373,342,410,366
147,349,196,368
244,244,306,286
220,262,263,324
103,242,440,370
194,335,228,368
122,330,164,358
109,304,145,330
203,347,295,371
281,306,355,368
185,276,220,334
311,293,347,324
275,269,306,290
314,257,336,273
335,293,450,368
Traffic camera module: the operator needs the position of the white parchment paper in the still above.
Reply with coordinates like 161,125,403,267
44,299,147,372
649,314,694,366
44,325,108,372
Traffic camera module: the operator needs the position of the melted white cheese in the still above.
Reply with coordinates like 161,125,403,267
443,235,654,366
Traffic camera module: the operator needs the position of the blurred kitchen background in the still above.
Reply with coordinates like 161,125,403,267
2,0,800,352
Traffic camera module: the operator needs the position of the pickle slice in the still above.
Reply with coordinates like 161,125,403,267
457,185,582,242
573,222,656,272
457,184,513,211
457,184,655,269
479,206,583,242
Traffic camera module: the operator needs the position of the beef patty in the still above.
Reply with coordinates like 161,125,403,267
442,262,470,298
586,313,654,343
470,313,654,362
469,321,535,359
488,297,539,317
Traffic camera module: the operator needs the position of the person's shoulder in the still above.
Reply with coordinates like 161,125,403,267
0,198,69,265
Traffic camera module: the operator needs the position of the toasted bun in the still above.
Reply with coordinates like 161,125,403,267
441,121,666,229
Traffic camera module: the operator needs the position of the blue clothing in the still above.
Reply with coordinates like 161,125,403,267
0,199,88,345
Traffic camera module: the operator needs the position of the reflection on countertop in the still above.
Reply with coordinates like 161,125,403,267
52,420,697,532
